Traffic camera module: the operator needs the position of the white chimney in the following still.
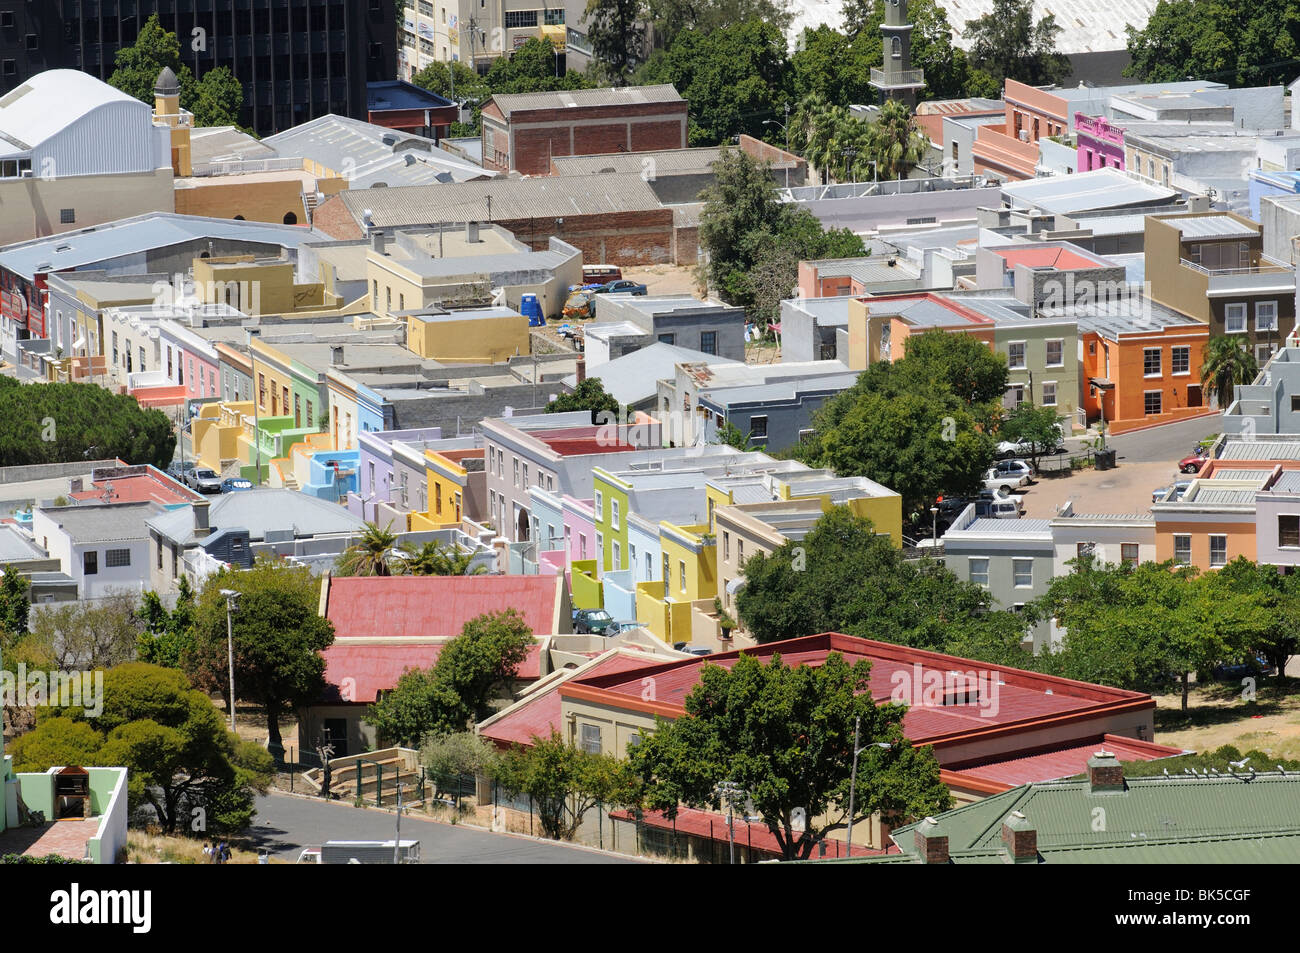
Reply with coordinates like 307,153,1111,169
331,345,345,367
467,221,480,243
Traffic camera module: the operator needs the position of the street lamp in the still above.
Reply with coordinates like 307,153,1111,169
930,506,939,548
394,782,406,864
715,780,747,865
219,589,239,732
762,102,792,189
844,716,893,855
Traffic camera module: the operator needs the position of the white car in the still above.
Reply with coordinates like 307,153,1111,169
982,467,1028,495
993,459,1036,483
996,435,1066,459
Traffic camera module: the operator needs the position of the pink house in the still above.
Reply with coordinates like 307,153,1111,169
1075,114,1126,173
561,495,596,566
158,318,221,402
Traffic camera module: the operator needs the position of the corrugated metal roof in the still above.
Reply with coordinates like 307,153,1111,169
1268,470,1300,493
1168,214,1258,239
0,69,138,153
146,488,365,544
325,575,562,639
1219,439,1300,460
41,501,163,544
490,84,682,116
1000,168,1178,215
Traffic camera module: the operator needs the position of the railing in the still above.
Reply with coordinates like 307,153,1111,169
191,156,311,177
1178,258,1290,277
870,67,925,88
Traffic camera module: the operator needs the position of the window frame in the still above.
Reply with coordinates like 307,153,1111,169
1144,390,1163,416
1012,557,1033,588
1045,338,1064,368
1208,534,1228,568
1171,345,1191,376
1143,347,1162,377
1225,302,1247,334
1007,340,1027,370
1173,534,1192,566
968,557,990,587
1279,515,1300,549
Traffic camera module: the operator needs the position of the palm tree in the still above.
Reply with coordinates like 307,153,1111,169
1200,335,1259,408
865,99,930,180
334,521,401,577
399,540,487,576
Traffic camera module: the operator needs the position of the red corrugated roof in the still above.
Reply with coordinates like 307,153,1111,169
321,641,447,703
606,807,897,858
947,734,1187,788
71,471,199,506
991,245,1101,271
480,650,663,748
325,575,561,639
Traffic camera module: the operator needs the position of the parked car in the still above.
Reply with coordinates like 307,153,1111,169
573,608,619,636
981,466,1029,495
582,264,622,285
993,459,1037,484
975,488,1024,519
611,621,647,634
1152,479,1193,503
674,643,713,656
166,461,195,481
1212,657,1276,680
561,289,597,320
996,432,1066,460
221,477,253,493
1179,450,1209,473
185,467,222,494
594,279,648,296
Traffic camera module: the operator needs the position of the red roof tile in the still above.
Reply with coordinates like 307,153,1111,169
324,575,563,639
990,245,1101,272
946,734,1187,789
606,807,897,859
70,469,200,506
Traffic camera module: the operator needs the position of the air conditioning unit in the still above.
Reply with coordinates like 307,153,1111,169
1018,130,1030,142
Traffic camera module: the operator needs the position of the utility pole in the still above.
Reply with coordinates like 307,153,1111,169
220,590,239,732
394,783,405,863
715,780,746,864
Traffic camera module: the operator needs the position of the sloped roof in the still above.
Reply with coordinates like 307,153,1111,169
946,734,1187,790
0,70,139,153
320,640,544,703
489,85,683,117
323,574,565,639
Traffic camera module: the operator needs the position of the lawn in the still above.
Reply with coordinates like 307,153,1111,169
1152,679,1300,762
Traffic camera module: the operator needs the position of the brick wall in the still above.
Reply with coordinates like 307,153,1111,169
313,194,366,239
499,100,688,175
499,209,676,266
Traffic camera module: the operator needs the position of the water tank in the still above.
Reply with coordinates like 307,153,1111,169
520,294,544,327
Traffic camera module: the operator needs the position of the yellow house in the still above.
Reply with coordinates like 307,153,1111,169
409,446,484,531
635,522,717,644
192,256,352,318
406,307,532,364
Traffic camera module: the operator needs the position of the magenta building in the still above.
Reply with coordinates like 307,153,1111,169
1075,114,1126,172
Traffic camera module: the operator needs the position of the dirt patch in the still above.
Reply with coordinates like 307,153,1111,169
623,264,705,297
1017,460,1179,519
1152,681,1300,761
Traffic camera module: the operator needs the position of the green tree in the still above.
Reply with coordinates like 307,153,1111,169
649,0,794,50
716,420,761,451
734,506,1028,661
546,378,622,423
187,67,245,127
24,591,143,671
1207,557,1298,683
420,731,502,803
0,379,175,469
0,565,30,647
584,0,647,83
334,522,402,577
1200,335,1258,408
136,578,197,668
865,99,931,180
495,731,635,840
627,651,951,861
999,401,1065,470
188,561,335,756
398,540,487,576
363,666,449,749
1125,0,1299,87
964,0,1071,87
6,717,104,772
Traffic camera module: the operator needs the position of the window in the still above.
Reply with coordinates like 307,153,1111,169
647,552,654,579
612,540,621,570
657,334,675,345
59,208,75,225
1172,346,1190,375
594,490,603,520
1042,381,1057,406
1256,301,1278,332
504,10,538,27
83,551,98,576
1045,339,1064,367
1257,343,1275,365
1143,347,1161,376
1144,391,1162,415
522,463,528,488
679,560,688,593
139,347,147,372
1280,515,1300,548
579,534,587,558
513,458,519,488
1008,342,1026,369
1173,535,1192,566
611,499,620,530
579,723,601,754
1209,534,1227,568
723,531,730,560
737,538,744,565
1012,558,1033,588
628,543,636,572
596,532,604,562
969,557,989,587
700,331,717,356
544,8,565,23
105,548,131,568
750,416,768,439
1225,303,1247,333
952,140,959,161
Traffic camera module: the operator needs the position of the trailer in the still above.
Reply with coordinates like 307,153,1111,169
296,839,421,864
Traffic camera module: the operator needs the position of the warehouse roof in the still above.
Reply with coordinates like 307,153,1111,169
1000,168,1178,215
488,84,683,117
0,70,140,154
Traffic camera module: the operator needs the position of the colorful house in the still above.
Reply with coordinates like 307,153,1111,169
410,445,486,531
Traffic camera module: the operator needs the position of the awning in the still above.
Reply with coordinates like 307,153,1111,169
725,577,746,595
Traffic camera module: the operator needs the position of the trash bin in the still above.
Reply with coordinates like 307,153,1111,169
1095,449,1117,470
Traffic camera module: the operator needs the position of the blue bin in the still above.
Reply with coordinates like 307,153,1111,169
521,293,544,327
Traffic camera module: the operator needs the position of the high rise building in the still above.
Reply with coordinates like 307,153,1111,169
0,1,397,137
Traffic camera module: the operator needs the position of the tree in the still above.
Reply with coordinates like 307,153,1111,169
0,565,30,647
627,651,951,860
965,0,1071,88
187,67,244,127
188,561,335,756
495,731,634,840
546,378,622,423
584,0,647,83
734,506,1028,662
716,420,762,451
137,577,196,668
648,0,794,50
999,401,1065,470
1200,335,1258,408
897,328,1010,410
399,540,487,576
1125,0,1299,87
420,731,502,803
1207,558,1298,684
365,609,535,745
334,522,402,577
865,99,930,180
25,592,144,671
0,379,175,469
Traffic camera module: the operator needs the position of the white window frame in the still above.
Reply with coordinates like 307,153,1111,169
1045,339,1064,368
1173,534,1192,566
610,498,620,530
1143,347,1161,378
611,539,621,571
1256,300,1278,332
1208,534,1227,568
1007,341,1027,370
1012,558,1033,588
969,557,990,587
1144,390,1162,416
1041,380,1057,407
1225,302,1247,334
1171,345,1191,376
594,490,603,522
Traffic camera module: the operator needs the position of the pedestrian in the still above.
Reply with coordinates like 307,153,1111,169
202,842,211,863
218,840,229,864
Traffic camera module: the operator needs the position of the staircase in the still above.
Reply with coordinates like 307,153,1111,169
301,190,320,225
302,747,425,808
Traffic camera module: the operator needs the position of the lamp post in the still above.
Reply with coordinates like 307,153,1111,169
844,716,893,855
762,103,792,189
715,780,746,864
841,147,858,184
931,506,939,548
394,783,405,864
219,589,239,732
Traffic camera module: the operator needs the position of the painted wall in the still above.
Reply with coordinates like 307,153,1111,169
1154,516,1256,569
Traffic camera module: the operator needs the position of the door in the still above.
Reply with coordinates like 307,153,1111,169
1187,385,1202,408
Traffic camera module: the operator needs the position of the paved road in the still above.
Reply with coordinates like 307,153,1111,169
250,792,641,864
1063,413,1222,465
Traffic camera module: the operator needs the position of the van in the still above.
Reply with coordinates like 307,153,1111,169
582,264,622,285
976,498,1022,519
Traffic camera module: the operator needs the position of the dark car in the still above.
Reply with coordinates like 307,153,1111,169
573,608,618,635
221,477,253,493
595,279,648,296
166,461,196,481
1212,657,1275,680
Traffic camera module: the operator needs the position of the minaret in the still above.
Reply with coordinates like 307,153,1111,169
869,0,926,107
153,66,192,177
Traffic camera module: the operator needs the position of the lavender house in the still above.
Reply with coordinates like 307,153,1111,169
347,427,441,523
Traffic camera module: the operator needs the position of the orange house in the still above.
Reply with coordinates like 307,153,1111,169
1071,301,1212,435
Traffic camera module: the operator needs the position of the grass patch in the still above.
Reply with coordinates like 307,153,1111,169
124,830,281,864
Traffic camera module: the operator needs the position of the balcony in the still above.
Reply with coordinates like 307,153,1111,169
870,67,925,90
1180,258,1296,297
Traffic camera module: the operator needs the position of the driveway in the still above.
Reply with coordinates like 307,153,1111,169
1062,414,1221,464
1018,461,1176,519
249,792,641,865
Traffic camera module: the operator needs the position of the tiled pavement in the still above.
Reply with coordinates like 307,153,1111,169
0,819,97,860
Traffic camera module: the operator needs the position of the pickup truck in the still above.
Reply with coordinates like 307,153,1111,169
296,840,421,864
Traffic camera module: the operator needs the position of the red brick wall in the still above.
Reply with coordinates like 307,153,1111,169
498,100,688,175
515,127,575,172
312,194,365,239
629,119,684,152
500,209,676,266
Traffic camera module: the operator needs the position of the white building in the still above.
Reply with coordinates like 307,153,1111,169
30,502,161,600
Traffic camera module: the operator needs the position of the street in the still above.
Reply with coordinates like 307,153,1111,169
249,792,642,865
1063,414,1221,464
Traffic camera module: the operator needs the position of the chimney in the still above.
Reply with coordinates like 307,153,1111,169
69,477,83,494
576,356,586,384
371,230,388,255
1087,750,1126,793
331,345,345,367
193,499,211,538
913,816,949,864
466,221,480,243
1000,811,1037,864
